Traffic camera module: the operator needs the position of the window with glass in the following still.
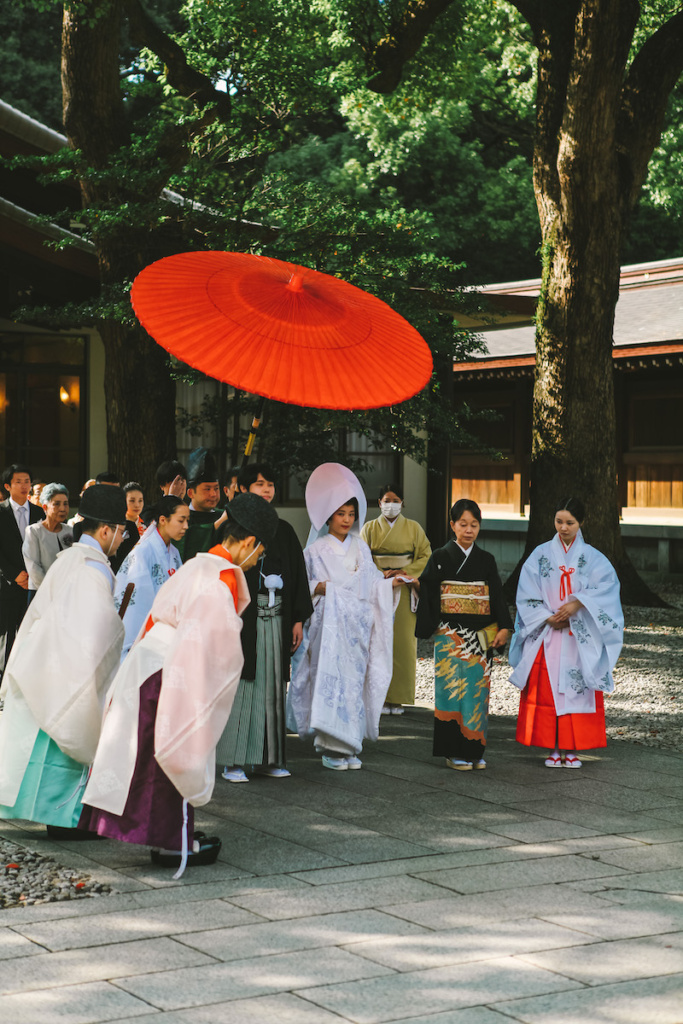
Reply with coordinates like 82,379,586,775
281,430,401,505
0,333,86,498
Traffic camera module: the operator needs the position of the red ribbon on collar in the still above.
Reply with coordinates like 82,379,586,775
559,565,574,601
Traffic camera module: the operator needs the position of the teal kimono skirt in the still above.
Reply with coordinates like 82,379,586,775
0,729,87,827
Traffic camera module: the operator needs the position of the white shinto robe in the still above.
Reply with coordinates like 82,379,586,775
509,530,624,715
0,542,124,808
289,533,396,754
83,553,249,814
114,524,182,661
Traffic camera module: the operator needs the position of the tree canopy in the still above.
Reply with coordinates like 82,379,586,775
3,1,683,543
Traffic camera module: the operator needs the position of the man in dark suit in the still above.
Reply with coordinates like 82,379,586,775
0,464,45,670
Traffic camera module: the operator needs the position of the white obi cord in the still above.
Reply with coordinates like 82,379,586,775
262,572,284,607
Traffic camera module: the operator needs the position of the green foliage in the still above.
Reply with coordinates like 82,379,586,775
623,78,683,263
272,0,541,282
0,4,63,129
6,0,683,481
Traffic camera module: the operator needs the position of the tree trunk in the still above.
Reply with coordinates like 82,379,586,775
62,1,177,497
510,1,666,606
358,0,683,606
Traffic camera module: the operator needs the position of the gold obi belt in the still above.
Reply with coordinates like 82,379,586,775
440,580,490,616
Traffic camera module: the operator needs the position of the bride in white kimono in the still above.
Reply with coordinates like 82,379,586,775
289,463,404,770
509,497,623,768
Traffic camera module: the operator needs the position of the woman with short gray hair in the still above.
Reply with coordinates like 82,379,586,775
23,483,73,597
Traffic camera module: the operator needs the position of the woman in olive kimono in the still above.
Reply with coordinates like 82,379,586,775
361,484,431,713
416,499,512,770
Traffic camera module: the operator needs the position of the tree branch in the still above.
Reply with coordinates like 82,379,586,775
124,0,231,122
505,0,543,42
619,10,683,203
363,0,458,93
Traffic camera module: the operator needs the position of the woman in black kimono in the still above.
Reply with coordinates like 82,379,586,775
416,499,512,770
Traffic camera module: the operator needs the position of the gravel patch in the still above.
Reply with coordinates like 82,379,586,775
416,583,683,754
0,838,113,909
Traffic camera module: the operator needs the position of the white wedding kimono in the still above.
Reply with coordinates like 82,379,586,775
509,530,623,715
83,552,249,816
289,533,396,755
0,541,124,822
114,524,182,661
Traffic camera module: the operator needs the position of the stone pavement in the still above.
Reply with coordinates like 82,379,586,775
0,709,682,1024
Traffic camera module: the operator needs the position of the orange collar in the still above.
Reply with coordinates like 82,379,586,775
208,543,234,563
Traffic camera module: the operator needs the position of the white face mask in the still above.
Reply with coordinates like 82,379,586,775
380,501,402,519
106,524,122,556
237,542,262,567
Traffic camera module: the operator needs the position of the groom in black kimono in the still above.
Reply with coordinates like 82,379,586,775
218,462,313,780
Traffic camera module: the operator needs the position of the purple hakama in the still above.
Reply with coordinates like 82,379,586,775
80,671,192,849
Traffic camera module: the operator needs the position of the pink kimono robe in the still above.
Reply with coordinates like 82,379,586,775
81,551,249,854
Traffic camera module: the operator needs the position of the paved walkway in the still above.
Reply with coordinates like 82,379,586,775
0,710,682,1024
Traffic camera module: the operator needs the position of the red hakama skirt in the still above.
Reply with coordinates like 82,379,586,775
516,647,606,751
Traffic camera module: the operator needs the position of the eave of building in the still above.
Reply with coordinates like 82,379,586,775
453,340,683,381
451,255,683,379
451,256,683,329
0,195,97,279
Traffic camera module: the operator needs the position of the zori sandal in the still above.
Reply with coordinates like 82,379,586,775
150,835,222,869
544,755,562,768
564,754,582,769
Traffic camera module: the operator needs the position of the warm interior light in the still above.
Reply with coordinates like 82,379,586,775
59,385,70,405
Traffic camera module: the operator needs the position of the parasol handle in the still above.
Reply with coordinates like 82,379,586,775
242,396,266,467
118,582,135,619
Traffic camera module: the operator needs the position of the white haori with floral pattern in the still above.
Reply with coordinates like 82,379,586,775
508,530,623,715
289,533,397,754
114,524,183,661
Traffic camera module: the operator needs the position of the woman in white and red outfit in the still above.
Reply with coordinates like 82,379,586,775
114,496,190,661
509,497,623,768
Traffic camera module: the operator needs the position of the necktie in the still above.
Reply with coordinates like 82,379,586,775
17,504,28,541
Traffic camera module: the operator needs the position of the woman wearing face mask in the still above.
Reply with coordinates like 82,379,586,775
360,484,431,714
509,497,623,769
114,497,189,661
416,499,512,771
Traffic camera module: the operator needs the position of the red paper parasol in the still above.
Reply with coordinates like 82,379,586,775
131,252,432,409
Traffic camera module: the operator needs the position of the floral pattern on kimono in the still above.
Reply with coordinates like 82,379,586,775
114,525,182,661
509,530,623,715
289,533,396,754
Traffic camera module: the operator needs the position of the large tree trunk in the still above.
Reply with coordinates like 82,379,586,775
510,1,672,606
359,0,683,607
61,1,178,495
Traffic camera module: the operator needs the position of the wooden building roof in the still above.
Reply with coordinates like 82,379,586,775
452,258,683,380
0,99,98,314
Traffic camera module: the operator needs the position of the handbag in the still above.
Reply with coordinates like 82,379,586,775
476,622,499,653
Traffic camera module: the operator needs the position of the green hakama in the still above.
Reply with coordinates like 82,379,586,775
215,595,285,767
